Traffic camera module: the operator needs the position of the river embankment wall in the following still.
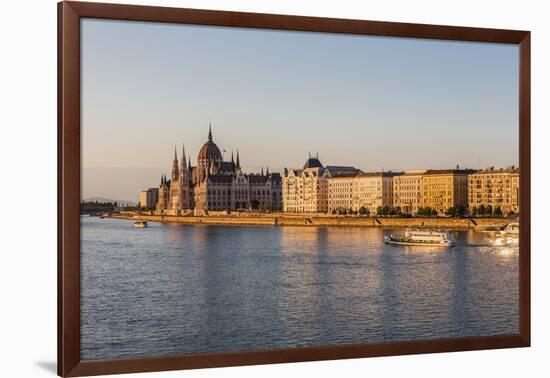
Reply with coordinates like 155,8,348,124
112,213,511,229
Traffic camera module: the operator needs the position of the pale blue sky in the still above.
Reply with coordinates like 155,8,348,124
81,18,519,201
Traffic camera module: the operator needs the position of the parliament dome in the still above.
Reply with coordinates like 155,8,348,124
197,125,223,163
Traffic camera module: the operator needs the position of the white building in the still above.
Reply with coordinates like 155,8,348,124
283,155,359,213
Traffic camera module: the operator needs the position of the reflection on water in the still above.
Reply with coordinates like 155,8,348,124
81,218,519,360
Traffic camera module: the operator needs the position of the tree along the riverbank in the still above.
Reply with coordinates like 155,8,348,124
470,205,512,217
417,207,438,217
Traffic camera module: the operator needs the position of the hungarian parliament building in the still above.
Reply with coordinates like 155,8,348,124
153,125,283,215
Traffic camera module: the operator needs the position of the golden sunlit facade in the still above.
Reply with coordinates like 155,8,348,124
328,175,355,212
421,169,474,214
468,167,520,215
392,170,426,214
352,172,398,214
283,156,359,213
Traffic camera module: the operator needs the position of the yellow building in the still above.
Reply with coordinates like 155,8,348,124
511,170,520,213
468,166,519,215
392,170,426,214
421,169,474,214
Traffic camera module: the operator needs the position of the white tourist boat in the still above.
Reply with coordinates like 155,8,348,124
492,236,519,247
502,222,519,235
384,229,456,246
492,222,519,246
133,220,148,228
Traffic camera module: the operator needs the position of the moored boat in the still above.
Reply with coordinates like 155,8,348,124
384,229,456,246
133,220,148,228
501,222,519,235
492,236,519,247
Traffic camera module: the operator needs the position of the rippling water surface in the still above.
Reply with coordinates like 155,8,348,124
81,217,518,360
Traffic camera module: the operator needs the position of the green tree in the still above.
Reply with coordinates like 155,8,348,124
485,205,493,216
331,209,337,215
478,204,486,215
455,205,466,217
359,206,367,215
472,206,478,216
494,206,503,216
431,208,438,216
445,207,456,216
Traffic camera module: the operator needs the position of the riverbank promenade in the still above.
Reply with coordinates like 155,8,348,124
111,212,513,229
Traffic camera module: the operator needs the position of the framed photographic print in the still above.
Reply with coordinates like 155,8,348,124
58,1,530,376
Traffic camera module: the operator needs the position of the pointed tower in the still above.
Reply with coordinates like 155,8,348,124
236,150,241,170
167,146,181,212
179,143,190,209
171,146,179,181
180,144,187,178
266,166,270,176
261,167,264,176
157,173,169,211
208,121,213,142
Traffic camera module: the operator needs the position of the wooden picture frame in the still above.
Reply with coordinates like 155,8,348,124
58,1,530,376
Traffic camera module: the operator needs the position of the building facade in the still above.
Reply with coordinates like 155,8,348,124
352,172,400,214
421,168,475,214
468,166,520,215
283,155,359,213
139,188,159,210
328,174,356,213
152,125,282,214
143,127,517,218
393,170,426,214
328,172,399,214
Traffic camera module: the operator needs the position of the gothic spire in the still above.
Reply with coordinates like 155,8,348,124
266,166,270,175
181,143,187,171
236,150,240,169
261,167,264,176
171,145,179,180
208,121,213,142
231,150,234,164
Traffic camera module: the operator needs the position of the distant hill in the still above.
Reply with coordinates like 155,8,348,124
83,197,137,207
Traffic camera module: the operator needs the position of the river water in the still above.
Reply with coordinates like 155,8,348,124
80,217,519,360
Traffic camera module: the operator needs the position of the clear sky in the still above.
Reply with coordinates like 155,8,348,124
81,18,519,202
